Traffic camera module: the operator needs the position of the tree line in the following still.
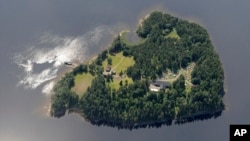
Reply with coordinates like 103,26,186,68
50,11,225,129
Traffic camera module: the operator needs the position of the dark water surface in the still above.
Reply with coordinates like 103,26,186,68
1,0,250,141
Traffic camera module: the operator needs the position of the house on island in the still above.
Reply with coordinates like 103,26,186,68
106,64,111,72
103,64,116,76
149,80,171,92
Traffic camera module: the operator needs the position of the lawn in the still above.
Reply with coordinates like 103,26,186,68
165,28,181,40
109,77,133,90
102,51,135,90
71,73,94,96
70,51,135,94
102,52,135,74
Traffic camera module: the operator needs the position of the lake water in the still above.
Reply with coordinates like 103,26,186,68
1,0,250,141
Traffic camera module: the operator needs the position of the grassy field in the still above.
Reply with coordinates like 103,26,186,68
109,77,133,90
102,52,135,90
102,52,135,74
71,51,135,94
71,73,94,96
165,28,181,40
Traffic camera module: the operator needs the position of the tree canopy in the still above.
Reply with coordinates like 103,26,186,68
50,11,225,129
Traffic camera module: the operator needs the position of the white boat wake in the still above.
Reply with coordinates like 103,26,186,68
13,25,115,95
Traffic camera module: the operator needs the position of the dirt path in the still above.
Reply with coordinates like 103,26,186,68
166,73,182,83
165,63,196,87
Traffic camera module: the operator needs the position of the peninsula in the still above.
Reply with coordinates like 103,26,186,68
50,11,225,129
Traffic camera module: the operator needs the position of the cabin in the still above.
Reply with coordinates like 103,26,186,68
103,65,115,76
149,80,171,92
106,65,112,72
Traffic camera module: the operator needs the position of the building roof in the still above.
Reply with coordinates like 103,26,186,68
153,80,171,88
149,79,171,92
106,65,112,72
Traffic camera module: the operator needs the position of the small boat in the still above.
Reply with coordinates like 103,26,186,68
64,62,72,65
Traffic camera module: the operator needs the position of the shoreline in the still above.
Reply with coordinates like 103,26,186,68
49,11,225,129
55,29,130,79
85,30,131,65
67,107,223,129
138,13,150,26
47,29,131,113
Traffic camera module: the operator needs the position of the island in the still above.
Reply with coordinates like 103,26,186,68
50,11,225,129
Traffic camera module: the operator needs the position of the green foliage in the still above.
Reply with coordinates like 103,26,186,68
73,64,88,75
50,73,79,117
119,70,123,77
88,63,97,75
51,11,225,127
107,58,112,65
80,76,174,125
95,50,108,65
173,75,185,93
109,36,126,53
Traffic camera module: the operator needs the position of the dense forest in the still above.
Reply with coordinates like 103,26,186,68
50,11,225,129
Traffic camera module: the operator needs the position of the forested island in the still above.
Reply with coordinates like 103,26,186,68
50,11,225,129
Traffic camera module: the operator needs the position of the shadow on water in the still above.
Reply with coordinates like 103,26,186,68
175,110,223,125
53,108,224,130
51,87,226,130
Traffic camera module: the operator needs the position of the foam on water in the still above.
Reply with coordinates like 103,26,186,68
14,25,115,95
42,81,55,95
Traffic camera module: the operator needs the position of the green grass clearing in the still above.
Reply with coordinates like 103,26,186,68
71,51,135,94
108,77,133,90
102,52,135,74
102,51,135,90
71,73,94,96
165,28,181,40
